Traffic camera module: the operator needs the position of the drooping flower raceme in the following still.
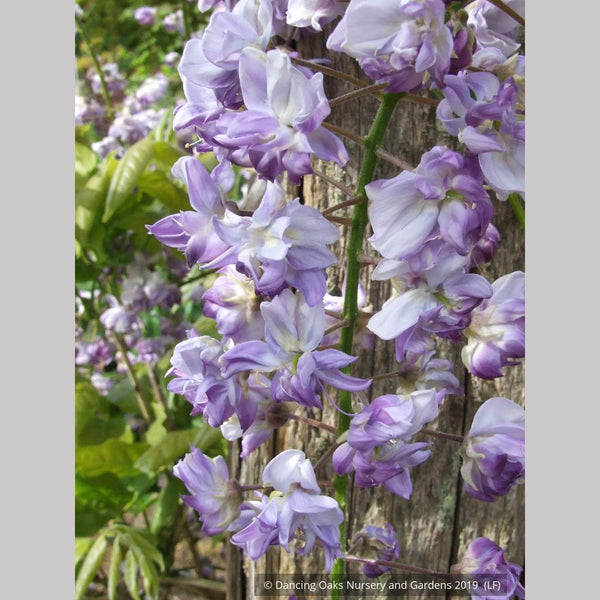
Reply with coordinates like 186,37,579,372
461,396,525,502
230,450,344,572
451,536,525,599
461,271,525,379
333,389,439,499
174,445,243,535
222,289,371,408
327,0,453,92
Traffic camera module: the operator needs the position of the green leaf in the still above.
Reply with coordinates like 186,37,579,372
75,473,133,537
75,380,103,441
75,537,93,570
126,529,165,572
107,536,122,600
75,167,109,248
75,533,108,600
75,141,98,180
135,423,222,474
150,477,184,566
138,170,189,212
76,439,149,479
124,549,141,600
132,546,159,600
150,140,185,173
103,137,155,222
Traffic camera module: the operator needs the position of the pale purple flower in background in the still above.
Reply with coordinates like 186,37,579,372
203,182,340,305
100,295,139,333
451,537,525,599
75,95,105,125
164,51,181,66
108,108,167,144
174,445,243,534
461,397,524,502
134,6,157,26
211,47,348,183
146,156,233,267
367,146,492,261
91,136,123,158
231,450,344,572
136,73,169,105
162,10,185,34
197,0,235,11
89,63,126,97
461,271,524,379
327,0,453,91
285,0,346,31
352,524,400,577
75,339,115,368
222,289,371,408
202,266,265,342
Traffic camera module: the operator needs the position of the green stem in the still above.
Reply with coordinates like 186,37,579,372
508,193,525,229
331,92,401,598
75,16,115,122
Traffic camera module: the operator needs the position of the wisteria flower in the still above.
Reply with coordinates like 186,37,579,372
134,6,157,26
285,0,346,31
351,523,400,577
211,47,348,183
327,0,453,91
202,265,265,342
367,146,492,260
333,389,438,499
451,537,525,599
173,445,243,535
204,182,340,305
146,156,233,267
461,271,525,379
461,396,525,502
222,289,371,408
231,450,344,571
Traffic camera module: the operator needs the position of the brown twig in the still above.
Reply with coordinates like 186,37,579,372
329,83,388,108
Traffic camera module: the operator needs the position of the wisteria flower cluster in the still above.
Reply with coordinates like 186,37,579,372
130,0,528,588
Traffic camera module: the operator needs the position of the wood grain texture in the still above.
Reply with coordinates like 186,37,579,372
229,26,525,600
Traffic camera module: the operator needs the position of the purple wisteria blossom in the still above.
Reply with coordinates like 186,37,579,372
461,397,524,502
100,295,139,334
327,0,453,91
134,6,157,26
367,241,493,358
162,10,185,35
333,389,439,498
467,0,524,62
231,450,344,571
173,445,243,535
136,73,169,105
461,271,524,379
166,331,242,428
351,524,401,577
177,0,275,113
222,289,371,408
202,265,265,343
204,182,340,305
210,47,348,183
451,537,525,599
437,71,524,199
146,156,232,267
367,146,492,260
285,0,346,31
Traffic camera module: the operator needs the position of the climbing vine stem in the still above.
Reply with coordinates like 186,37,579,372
331,92,402,597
